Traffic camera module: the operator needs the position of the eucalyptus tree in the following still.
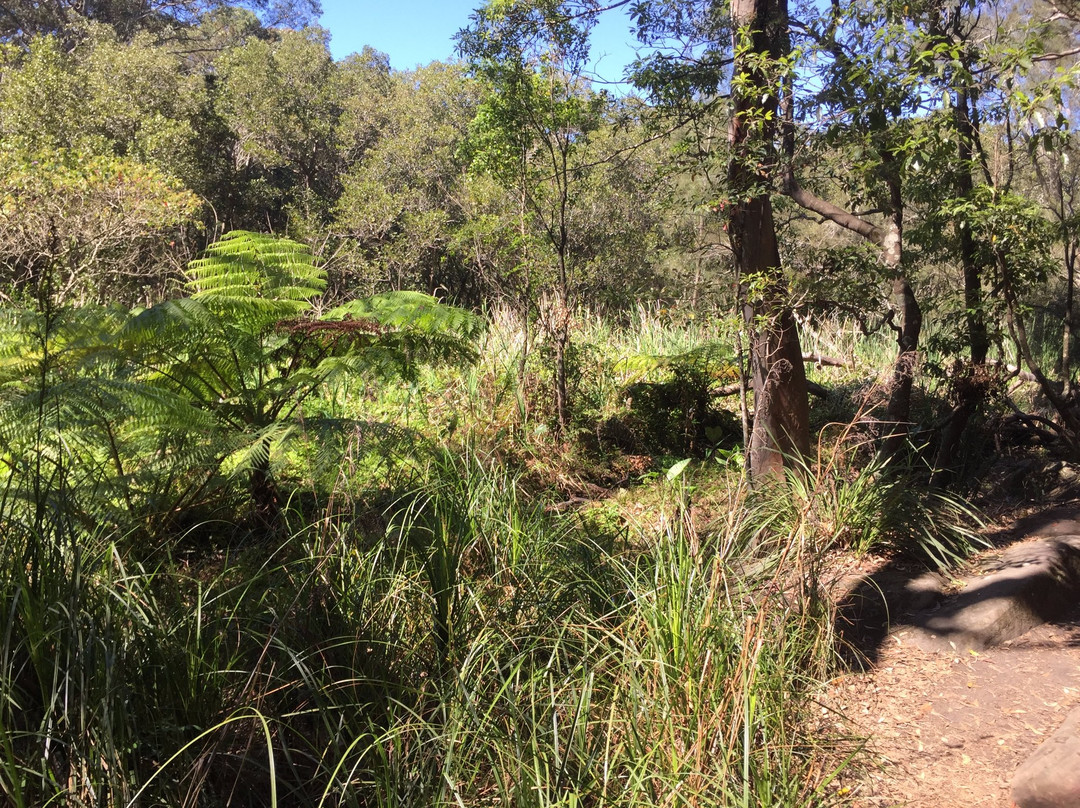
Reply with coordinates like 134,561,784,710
630,0,811,478
1027,123,1080,396
892,0,1080,460
331,61,483,300
780,0,945,455
0,0,320,44
1005,0,1080,405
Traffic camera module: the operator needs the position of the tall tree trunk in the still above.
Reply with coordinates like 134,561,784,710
880,175,922,457
1064,239,1076,397
955,89,990,365
781,126,920,459
932,85,991,478
729,0,810,480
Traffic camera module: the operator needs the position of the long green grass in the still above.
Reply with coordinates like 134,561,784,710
0,300,996,807
0,446,852,807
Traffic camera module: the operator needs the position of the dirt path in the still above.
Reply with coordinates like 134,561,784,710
823,556,1080,806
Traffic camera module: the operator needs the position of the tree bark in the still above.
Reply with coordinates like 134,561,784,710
729,0,810,481
880,174,922,457
1064,239,1076,397
955,88,990,366
782,143,921,455
932,83,992,479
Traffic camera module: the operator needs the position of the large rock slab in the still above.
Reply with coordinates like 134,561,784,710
903,537,1080,653
1012,705,1080,808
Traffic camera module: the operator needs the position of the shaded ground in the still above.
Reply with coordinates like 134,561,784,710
822,502,1080,807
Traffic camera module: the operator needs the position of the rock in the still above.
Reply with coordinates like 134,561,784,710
906,538,1080,653
902,571,946,613
1012,706,1080,808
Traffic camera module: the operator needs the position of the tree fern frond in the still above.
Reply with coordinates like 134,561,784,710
325,292,486,372
224,421,298,478
186,231,326,326
326,292,485,343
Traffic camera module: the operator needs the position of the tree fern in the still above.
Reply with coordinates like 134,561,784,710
186,230,326,325
0,303,219,548
118,231,485,526
0,230,486,537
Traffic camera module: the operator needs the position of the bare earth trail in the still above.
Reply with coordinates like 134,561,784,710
823,505,1080,807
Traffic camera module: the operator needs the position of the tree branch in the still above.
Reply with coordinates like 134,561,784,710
782,174,885,244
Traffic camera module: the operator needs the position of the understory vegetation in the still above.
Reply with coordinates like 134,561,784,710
2,0,1080,804
0,286,1016,807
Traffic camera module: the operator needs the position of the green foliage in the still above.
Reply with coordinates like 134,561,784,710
937,185,1056,287
120,230,483,518
775,442,988,569
215,28,341,189
331,62,482,298
0,146,200,304
0,30,200,168
608,341,740,456
1,2,1078,803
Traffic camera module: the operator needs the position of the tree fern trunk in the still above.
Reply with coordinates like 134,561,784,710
250,451,280,529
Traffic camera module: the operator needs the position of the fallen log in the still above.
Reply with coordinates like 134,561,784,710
802,352,848,368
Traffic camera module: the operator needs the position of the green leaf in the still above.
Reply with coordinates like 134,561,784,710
666,458,691,482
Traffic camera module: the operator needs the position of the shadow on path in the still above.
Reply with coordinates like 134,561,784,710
834,501,1080,669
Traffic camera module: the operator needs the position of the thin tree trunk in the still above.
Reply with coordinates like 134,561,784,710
517,179,533,424
1002,252,1080,442
782,123,920,458
880,176,922,458
932,87,991,478
955,88,990,366
1064,240,1076,397
250,439,281,529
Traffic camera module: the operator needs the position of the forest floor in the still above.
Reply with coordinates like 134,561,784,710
821,504,1080,808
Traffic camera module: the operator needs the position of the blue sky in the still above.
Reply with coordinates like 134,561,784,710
318,0,641,88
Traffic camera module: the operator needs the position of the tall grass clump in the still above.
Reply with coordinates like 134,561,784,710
0,443,851,807
766,428,987,568
343,453,849,808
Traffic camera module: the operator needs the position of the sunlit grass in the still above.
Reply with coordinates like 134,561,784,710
0,302,994,807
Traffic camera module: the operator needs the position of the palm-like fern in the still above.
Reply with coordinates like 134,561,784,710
120,230,484,524
0,231,483,538
186,229,327,322
0,303,217,549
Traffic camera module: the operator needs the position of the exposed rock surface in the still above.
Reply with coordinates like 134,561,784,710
828,503,1080,806
1012,706,1080,808
905,536,1080,653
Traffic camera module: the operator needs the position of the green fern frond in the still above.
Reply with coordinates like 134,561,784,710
0,305,128,394
325,291,485,373
327,292,485,342
616,341,737,383
186,231,326,325
224,421,298,478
